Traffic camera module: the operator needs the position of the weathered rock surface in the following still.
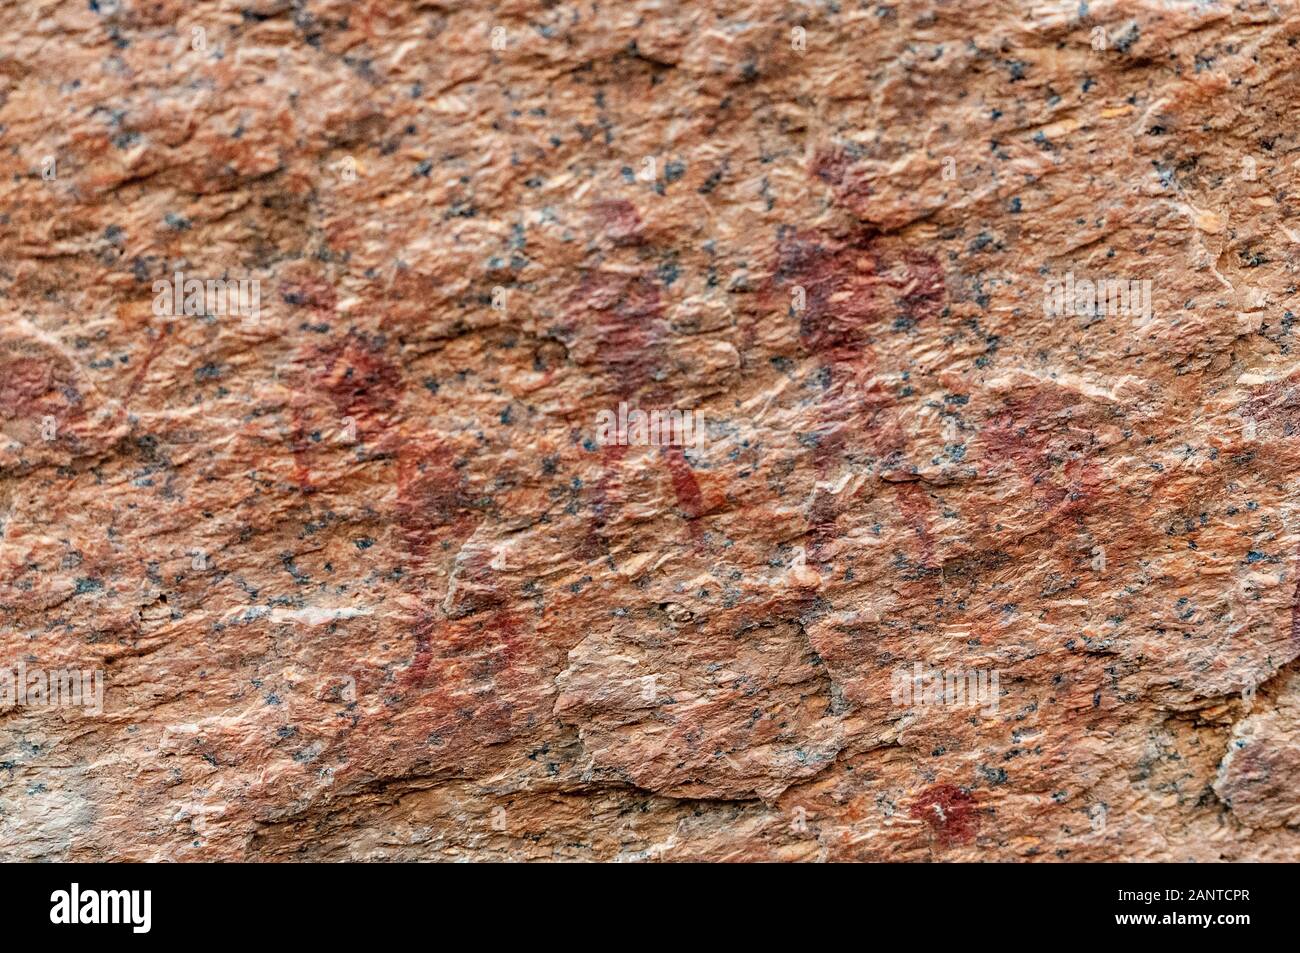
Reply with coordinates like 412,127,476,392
1,0,1299,860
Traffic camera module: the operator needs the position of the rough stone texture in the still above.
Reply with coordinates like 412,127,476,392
2,0,1299,861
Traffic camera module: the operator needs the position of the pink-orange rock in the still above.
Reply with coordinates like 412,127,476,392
1,0,1298,861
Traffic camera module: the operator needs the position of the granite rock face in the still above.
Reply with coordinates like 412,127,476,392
2,0,1299,861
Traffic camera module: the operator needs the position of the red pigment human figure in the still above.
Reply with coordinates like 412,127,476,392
764,225,946,569
292,333,474,691
290,331,402,492
573,206,708,558
296,328,549,783
979,389,1103,520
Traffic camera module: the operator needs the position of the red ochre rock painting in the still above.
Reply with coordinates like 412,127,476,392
1,0,1297,864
